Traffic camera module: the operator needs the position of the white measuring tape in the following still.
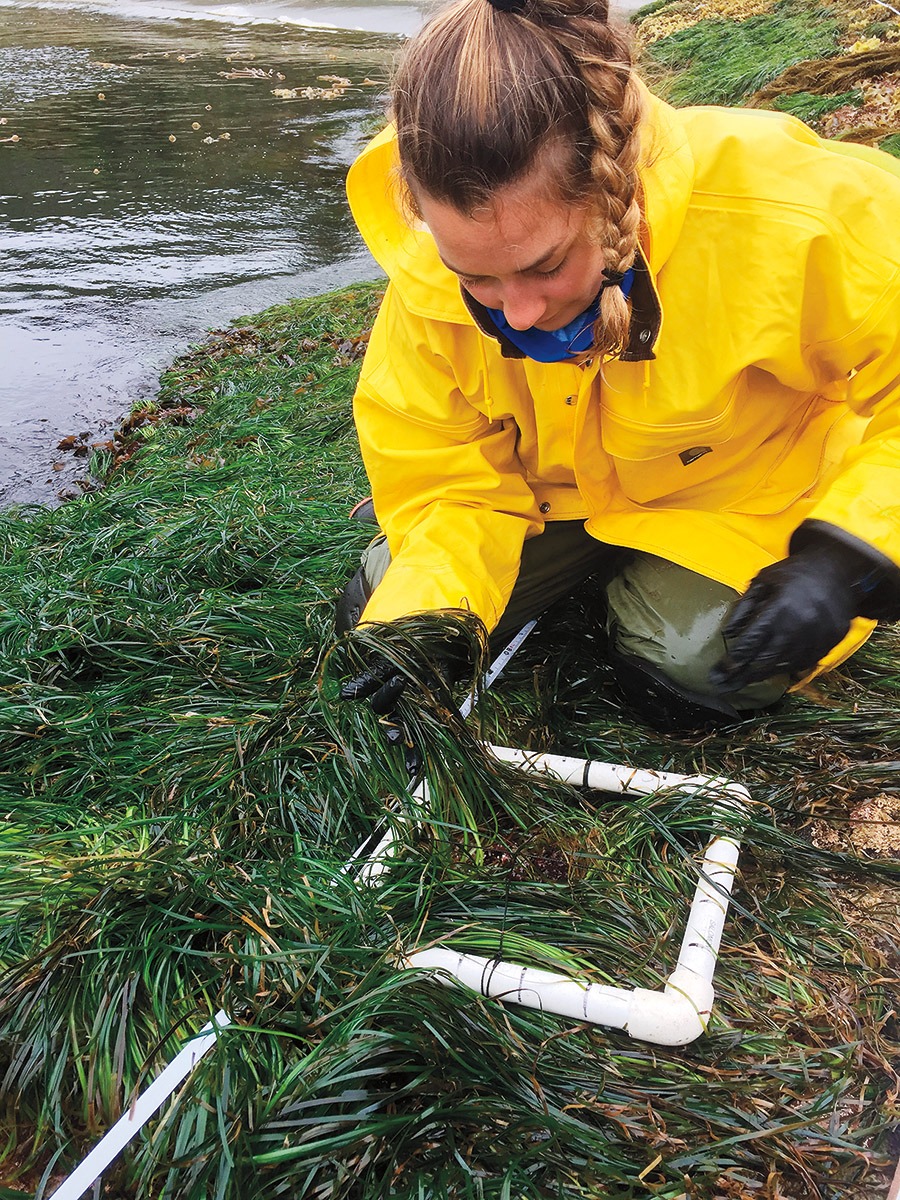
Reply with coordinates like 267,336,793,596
49,1011,231,1200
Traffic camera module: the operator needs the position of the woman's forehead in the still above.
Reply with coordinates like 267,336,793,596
418,175,588,275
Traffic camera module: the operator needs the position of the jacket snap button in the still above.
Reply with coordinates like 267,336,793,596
564,395,576,405
539,502,551,514
638,328,652,344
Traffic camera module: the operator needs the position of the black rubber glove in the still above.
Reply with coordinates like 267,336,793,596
339,656,424,775
340,659,408,717
339,629,475,721
710,533,891,695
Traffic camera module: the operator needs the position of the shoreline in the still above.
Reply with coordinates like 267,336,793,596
0,3,395,508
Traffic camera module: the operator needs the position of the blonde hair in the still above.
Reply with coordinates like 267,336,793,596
392,0,644,359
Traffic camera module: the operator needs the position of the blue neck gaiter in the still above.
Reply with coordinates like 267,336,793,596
486,266,635,363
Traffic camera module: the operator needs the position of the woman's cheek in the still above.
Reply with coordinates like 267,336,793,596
554,270,589,304
469,284,501,308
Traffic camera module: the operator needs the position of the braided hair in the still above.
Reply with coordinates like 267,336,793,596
391,0,644,358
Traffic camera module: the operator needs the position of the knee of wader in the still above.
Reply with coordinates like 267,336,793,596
603,556,789,730
336,566,372,635
606,639,744,732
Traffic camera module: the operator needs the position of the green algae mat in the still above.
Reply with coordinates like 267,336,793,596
635,0,900,153
0,282,897,1199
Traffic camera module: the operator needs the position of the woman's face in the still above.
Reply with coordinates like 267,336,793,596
416,168,606,333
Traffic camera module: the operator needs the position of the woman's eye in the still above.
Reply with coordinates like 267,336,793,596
458,261,563,288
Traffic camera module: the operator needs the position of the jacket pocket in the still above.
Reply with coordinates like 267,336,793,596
599,382,741,505
600,362,867,513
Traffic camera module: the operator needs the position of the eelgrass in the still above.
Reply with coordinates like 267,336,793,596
638,0,842,106
771,89,864,123
0,282,897,1199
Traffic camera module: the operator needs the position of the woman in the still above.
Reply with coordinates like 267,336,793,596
339,0,900,727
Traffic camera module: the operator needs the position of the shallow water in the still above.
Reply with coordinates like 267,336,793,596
0,0,407,505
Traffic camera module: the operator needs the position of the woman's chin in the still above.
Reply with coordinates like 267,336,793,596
535,299,593,332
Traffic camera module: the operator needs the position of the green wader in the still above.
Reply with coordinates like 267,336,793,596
342,520,788,723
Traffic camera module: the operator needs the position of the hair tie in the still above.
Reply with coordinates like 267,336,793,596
600,267,626,289
486,0,527,13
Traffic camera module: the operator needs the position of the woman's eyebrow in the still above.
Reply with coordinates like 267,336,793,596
441,240,568,277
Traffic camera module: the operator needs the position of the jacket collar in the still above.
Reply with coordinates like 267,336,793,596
460,245,661,362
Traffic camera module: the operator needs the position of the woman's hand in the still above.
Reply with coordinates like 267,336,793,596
340,659,408,717
710,532,894,693
338,617,481,721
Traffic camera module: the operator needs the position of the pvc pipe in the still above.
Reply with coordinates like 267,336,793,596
49,1010,232,1200
399,749,748,1046
344,781,431,886
674,829,740,983
400,949,715,1046
400,950,634,1028
486,744,747,802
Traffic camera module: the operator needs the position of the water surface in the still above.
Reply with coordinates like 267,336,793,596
0,1,405,504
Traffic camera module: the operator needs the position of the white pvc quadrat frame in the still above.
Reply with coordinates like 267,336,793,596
50,748,748,1200
357,743,750,1048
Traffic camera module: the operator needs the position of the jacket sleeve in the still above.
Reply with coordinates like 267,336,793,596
791,147,900,599
797,276,900,593
352,283,543,630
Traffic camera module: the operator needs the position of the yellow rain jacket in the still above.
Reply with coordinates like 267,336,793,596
346,90,900,669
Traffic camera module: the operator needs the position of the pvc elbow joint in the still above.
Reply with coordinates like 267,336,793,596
625,970,716,1046
401,951,717,1046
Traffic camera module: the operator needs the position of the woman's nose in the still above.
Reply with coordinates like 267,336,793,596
501,283,545,331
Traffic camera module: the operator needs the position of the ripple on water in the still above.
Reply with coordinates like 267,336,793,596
0,0,424,37
0,44,144,105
